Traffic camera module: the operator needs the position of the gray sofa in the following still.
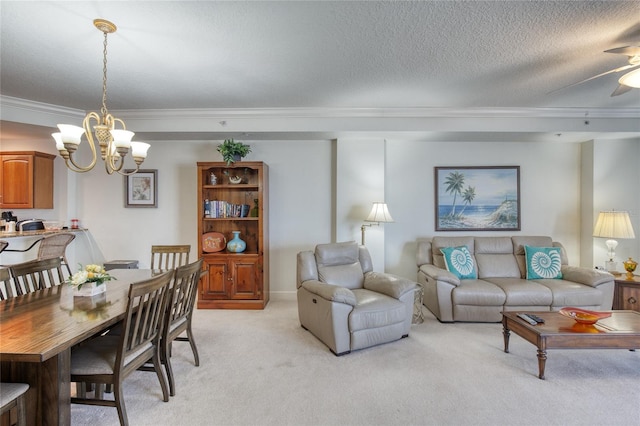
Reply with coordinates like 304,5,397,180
416,236,614,322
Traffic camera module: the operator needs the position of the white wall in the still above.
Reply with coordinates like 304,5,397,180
591,138,640,270
384,140,583,278
71,139,333,299
2,136,638,299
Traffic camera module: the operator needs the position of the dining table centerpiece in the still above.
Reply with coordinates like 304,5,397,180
68,264,116,297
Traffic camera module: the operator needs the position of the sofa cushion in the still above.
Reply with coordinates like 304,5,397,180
524,246,563,279
318,263,364,289
316,241,364,289
485,278,553,306
535,279,604,307
440,246,477,279
349,289,406,331
431,237,475,269
474,237,521,278
452,280,506,306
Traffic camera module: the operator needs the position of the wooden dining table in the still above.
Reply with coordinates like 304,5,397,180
0,268,161,425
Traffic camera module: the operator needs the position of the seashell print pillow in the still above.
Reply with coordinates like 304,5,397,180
524,245,563,279
440,246,477,279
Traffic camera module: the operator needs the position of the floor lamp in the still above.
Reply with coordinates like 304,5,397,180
361,202,394,245
593,210,636,271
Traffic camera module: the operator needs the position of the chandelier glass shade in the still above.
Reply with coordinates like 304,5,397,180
52,19,149,175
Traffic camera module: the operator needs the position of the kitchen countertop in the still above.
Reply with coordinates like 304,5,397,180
0,228,87,239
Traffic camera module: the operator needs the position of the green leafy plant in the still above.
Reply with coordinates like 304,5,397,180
217,139,252,165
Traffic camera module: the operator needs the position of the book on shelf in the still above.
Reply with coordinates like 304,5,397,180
207,200,251,218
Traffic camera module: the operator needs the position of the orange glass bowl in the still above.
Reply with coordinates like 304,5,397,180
558,307,612,325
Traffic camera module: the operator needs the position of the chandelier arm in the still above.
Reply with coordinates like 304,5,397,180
62,113,100,172
105,148,125,174
116,165,141,176
63,158,93,173
112,117,126,130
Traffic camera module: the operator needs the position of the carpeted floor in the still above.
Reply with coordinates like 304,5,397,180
71,300,640,425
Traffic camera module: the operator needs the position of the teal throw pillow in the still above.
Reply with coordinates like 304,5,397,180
440,246,477,279
525,245,563,279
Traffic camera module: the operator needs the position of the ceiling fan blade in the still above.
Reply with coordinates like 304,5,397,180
605,46,640,56
611,84,633,97
548,64,638,94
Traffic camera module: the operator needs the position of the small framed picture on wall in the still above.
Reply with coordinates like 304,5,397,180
124,169,158,208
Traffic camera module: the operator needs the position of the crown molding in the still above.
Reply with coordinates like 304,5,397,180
2,96,639,137
3,95,639,120
116,106,640,119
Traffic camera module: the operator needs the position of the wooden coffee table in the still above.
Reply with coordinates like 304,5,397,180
502,310,640,379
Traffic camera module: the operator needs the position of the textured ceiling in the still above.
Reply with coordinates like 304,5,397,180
1,1,639,141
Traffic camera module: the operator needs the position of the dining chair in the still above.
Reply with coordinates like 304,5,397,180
161,258,204,396
36,233,76,275
150,245,190,270
9,257,66,295
0,382,29,426
0,267,13,300
70,270,174,426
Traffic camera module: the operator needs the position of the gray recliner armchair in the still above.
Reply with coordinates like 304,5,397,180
297,241,417,355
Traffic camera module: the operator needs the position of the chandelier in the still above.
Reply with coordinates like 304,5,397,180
52,19,149,175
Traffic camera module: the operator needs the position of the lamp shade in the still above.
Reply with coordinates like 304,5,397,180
365,202,394,223
593,211,635,239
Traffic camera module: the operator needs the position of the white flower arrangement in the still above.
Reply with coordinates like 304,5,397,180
68,264,116,289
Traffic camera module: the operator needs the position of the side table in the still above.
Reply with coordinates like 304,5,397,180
613,274,640,312
413,283,424,324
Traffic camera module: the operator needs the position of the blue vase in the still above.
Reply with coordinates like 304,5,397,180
227,231,246,253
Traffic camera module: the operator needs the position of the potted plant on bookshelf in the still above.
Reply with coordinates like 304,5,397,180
217,139,252,166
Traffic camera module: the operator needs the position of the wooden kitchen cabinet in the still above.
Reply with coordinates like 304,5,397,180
197,161,268,309
0,151,55,209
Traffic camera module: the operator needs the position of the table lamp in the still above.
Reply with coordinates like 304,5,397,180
592,210,636,271
361,202,394,245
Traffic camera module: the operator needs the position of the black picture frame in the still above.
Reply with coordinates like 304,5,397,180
124,169,158,208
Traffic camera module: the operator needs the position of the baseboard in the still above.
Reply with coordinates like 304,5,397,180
269,291,297,302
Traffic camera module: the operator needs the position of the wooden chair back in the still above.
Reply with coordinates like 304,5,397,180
117,270,174,379
37,233,76,275
0,267,12,300
150,245,190,270
9,257,66,295
167,258,203,331
162,258,204,396
70,270,174,423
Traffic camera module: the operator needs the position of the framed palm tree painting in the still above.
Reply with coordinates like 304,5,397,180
435,166,520,231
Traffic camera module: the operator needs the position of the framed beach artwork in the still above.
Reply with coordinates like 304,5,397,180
435,166,520,231
124,169,158,208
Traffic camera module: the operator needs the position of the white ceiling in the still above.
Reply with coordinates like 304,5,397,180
1,1,639,142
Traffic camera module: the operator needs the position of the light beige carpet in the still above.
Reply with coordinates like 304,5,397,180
71,300,640,425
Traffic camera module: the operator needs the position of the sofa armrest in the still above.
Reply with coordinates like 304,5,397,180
561,266,613,288
364,272,417,299
419,264,461,287
300,280,357,306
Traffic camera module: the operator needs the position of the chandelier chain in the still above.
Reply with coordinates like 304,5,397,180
101,30,109,119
